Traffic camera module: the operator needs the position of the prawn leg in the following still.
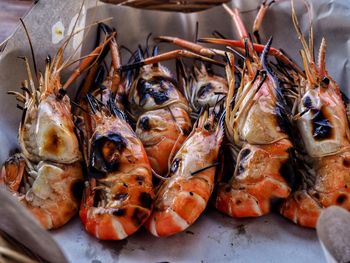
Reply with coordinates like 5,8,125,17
253,0,275,44
119,49,224,72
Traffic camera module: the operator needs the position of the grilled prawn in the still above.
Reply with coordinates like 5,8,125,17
79,36,154,240
0,29,110,229
183,63,227,117
201,6,298,217
280,1,350,228
155,36,228,118
119,44,221,176
144,109,224,237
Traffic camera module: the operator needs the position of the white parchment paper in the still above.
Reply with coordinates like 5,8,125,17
1,0,349,262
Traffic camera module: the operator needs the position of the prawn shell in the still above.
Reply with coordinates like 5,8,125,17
19,95,81,164
145,125,222,237
1,160,83,230
80,113,154,240
296,85,350,158
235,77,288,146
135,107,191,175
0,155,25,192
128,64,192,176
216,139,293,218
281,150,350,228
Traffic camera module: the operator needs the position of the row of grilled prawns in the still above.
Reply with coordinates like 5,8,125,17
1,0,350,240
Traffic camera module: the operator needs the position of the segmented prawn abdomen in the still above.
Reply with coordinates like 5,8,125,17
216,139,293,217
135,107,191,175
145,126,222,237
1,158,83,229
127,65,192,176
281,149,350,228
80,115,154,240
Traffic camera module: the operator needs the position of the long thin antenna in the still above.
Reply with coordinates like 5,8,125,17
194,21,199,43
20,18,38,79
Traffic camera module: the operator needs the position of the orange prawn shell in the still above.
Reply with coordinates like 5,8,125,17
296,80,350,158
219,58,294,218
127,63,192,176
280,37,350,228
136,107,191,175
145,122,223,237
80,112,154,240
1,157,83,230
216,139,293,218
1,86,83,230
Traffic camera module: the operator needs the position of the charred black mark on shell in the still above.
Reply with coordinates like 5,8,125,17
337,194,347,205
139,192,153,209
43,128,64,155
279,148,296,190
237,148,251,175
311,107,334,140
260,42,291,137
132,208,149,226
189,192,194,196
90,133,127,175
139,116,150,131
137,77,174,106
113,208,126,217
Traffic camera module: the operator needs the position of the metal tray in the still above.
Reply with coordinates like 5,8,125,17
2,0,349,262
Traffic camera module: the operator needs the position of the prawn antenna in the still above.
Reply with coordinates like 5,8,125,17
20,18,38,79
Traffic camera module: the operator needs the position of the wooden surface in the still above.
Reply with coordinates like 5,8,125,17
0,0,33,43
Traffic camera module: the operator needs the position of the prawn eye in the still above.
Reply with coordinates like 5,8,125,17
56,88,66,100
303,96,312,109
321,77,330,88
198,83,213,98
90,133,127,175
204,122,211,130
170,158,181,173
139,116,150,131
